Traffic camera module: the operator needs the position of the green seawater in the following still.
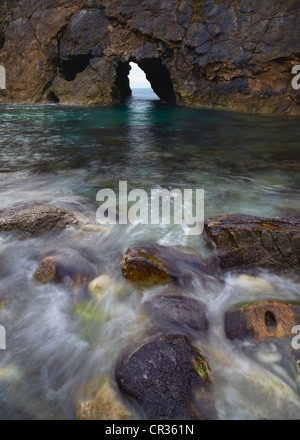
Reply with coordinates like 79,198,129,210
1,89,299,217
0,89,299,420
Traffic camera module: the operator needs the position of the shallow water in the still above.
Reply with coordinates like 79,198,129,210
0,89,300,419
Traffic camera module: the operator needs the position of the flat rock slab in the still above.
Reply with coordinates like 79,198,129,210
204,214,300,271
225,300,300,342
0,203,78,236
143,295,209,336
115,334,213,420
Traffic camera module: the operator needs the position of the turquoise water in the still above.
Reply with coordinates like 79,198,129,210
0,90,300,419
0,89,299,218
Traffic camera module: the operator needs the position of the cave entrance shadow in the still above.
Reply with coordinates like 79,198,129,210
113,58,176,103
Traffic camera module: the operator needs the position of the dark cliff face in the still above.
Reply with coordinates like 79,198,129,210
0,0,300,114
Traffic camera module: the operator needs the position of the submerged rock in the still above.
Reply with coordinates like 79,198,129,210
80,224,109,234
215,348,300,420
0,203,78,236
33,250,97,287
89,274,125,299
204,214,300,272
143,295,209,336
235,274,275,294
225,300,300,342
74,301,111,344
77,377,133,421
115,334,214,420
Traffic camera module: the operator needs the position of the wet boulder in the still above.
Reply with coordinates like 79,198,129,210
143,295,209,336
33,249,97,287
0,203,78,236
204,214,300,272
115,334,214,420
225,300,300,342
122,245,217,286
122,249,171,284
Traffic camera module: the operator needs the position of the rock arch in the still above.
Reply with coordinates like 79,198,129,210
113,58,176,102
0,1,300,113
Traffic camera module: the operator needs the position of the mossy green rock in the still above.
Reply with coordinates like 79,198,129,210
74,301,111,344
122,249,172,284
122,245,215,286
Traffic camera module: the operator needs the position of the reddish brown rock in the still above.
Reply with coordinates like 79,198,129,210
225,300,300,342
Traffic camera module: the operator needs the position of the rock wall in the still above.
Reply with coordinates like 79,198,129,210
0,0,300,114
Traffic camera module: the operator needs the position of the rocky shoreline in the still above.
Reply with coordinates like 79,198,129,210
0,202,299,419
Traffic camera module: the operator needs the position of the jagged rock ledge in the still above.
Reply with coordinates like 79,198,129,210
204,214,300,272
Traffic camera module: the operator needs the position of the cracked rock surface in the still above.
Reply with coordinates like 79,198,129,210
204,214,300,271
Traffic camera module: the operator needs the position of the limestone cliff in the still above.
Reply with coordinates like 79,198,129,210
0,0,300,114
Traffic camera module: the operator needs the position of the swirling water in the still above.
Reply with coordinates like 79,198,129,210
0,89,300,419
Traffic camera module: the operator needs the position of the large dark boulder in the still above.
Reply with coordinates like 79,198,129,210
204,214,300,272
115,334,214,420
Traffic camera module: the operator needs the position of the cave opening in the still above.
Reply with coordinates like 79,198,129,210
58,55,92,82
113,58,176,103
47,91,60,104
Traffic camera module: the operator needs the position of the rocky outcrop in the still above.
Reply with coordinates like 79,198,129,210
0,203,78,236
115,334,214,420
0,0,300,114
225,300,300,342
204,214,300,272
